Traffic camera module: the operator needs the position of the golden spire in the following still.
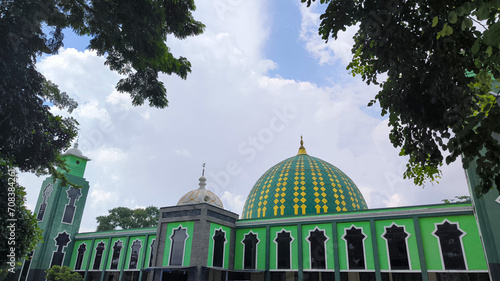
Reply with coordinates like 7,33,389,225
297,135,308,155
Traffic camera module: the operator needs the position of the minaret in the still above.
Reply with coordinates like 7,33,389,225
25,143,91,281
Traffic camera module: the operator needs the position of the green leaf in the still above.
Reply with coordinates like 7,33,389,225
477,5,489,20
438,23,454,38
432,16,439,27
471,40,480,54
448,11,457,24
486,45,493,56
483,22,500,46
462,18,473,30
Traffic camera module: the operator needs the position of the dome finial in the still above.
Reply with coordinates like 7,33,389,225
199,163,207,190
298,135,308,155
74,137,79,149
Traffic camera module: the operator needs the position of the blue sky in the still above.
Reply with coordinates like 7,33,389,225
20,1,470,232
265,0,330,85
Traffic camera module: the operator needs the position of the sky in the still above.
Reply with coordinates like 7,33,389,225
18,0,471,232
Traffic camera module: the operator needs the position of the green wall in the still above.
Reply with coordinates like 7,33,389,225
69,240,93,269
234,228,266,270
337,221,375,271
419,215,487,271
89,239,109,271
69,233,156,272
162,221,194,267
123,236,147,270
302,223,335,270
375,218,420,271
144,236,156,269
207,223,231,268
269,225,299,270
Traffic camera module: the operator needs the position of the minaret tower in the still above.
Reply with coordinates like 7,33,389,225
25,143,91,281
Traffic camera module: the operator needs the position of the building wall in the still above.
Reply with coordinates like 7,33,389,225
233,203,489,281
68,228,156,281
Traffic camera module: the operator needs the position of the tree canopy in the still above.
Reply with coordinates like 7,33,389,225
303,0,500,196
0,0,203,264
96,206,159,231
45,265,83,281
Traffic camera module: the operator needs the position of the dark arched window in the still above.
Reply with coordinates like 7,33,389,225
93,242,105,270
307,228,327,269
433,221,466,270
37,183,53,221
242,232,259,269
62,187,81,224
170,227,188,266
149,239,155,267
342,226,366,270
110,240,123,269
75,243,87,270
51,231,70,267
275,230,293,269
382,224,410,270
129,239,142,269
212,229,226,267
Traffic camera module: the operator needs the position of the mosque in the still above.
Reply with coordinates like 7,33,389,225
11,138,496,281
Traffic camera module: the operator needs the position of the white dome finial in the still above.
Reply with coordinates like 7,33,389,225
199,176,207,190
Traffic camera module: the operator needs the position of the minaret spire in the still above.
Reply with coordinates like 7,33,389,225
297,135,308,155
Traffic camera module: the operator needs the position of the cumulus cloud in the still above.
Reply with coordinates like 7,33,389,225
221,191,246,214
298,2,357,65
17,1,470,232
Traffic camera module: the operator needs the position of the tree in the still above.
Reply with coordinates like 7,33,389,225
442,195,471,204
0,0,203,264
302,0,500,196
0,165,42,273
45,265,83,281
96,206,159,231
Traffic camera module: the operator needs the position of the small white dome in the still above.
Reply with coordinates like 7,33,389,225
177,176,224,208
61,143,90,160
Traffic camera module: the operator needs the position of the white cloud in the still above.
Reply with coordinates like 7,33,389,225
77,101,110,121
17,1,471,232
298,2,357,65
221,191,246,214
175,149,193,158
106,91,132,109
93,147,127,163
89,189,116,209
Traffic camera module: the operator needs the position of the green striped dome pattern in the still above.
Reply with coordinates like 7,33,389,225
241,153,368,219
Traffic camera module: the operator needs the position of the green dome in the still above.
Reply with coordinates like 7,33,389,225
241,139,368,219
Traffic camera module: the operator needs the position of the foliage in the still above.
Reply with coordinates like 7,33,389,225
303,0,500,196
442,195,471,204
0,0,203,267
96,206,159,231
0,163,43,272
45,265,83,281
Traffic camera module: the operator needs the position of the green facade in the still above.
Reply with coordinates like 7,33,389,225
269,225,299,270
162,221,194,267
13,141,494,281
375,218,420,271
419,215,487,271
26,146,91,281
207,223,231,269
301,223,335,270
234,228,267,270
